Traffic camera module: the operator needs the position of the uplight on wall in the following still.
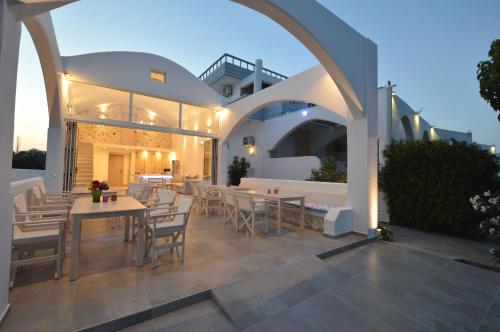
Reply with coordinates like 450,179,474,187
169,152,176,161
155,151,162,158
248,146,256,155
142,150,148,158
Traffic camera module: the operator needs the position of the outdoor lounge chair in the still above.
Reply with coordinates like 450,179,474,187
233,191,268,236
10,206,66,287
145,196,193,268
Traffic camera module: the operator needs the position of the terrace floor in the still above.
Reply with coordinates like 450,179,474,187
1,211,364,331
126,241,500,332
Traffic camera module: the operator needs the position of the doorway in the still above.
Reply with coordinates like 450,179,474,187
108,154,124,186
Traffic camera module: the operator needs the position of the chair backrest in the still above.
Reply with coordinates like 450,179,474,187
29,186,43,205
198,186,208,199
234,192,254,212
157,190,177,205
192,185,200,198
13,194,29,223
139,186,152,201
39,183,47,195
175,196,193,226
221,189,236,206
128,183,147,196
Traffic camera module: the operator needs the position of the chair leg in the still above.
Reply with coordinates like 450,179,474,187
251,213,255,237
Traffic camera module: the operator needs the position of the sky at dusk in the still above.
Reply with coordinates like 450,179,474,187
14,0,500,151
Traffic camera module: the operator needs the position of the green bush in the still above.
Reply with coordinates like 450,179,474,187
227,156,250,186
307,156,347,183
12,149,46,169
380,140,498,238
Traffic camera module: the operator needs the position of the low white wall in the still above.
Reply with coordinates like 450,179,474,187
263,156,320,181
240,177,347,207
11,169,45,182
10,176,44,205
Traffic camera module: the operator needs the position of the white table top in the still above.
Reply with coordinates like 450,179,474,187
71,187,118,195
245,190,306,200
70,196,146,216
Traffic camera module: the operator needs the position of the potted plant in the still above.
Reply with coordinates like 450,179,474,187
88,180,109,203
227,156,250,186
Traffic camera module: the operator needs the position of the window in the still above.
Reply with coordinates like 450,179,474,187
150,70,166,84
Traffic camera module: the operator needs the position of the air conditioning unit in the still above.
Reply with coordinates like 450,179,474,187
222,84,233,97
243,136,255,147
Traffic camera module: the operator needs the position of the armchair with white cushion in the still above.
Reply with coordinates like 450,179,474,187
10,207,66,287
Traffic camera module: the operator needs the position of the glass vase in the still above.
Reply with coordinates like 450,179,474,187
92,190,101,203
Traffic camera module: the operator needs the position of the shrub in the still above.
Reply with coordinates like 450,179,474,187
380,140,498,238
12,149,46,169
307,156,347,183
227,156,250,186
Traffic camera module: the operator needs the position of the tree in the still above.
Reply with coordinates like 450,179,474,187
227,156,250,186
12,149,46,169
307,156,347,183
477,39,500,121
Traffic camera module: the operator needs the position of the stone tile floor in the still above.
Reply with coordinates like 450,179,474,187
387,223,498,268
2,212,362,331
125,241,500,331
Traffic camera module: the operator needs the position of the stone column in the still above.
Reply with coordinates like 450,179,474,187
0,0,21,318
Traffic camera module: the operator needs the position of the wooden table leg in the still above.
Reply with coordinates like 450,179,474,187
300,198,305,229
70,216,81,281
277,200,282,235
136,212,145,266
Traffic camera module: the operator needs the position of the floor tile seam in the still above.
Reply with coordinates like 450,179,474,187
475,286,500,332
397,258,453,304
382,240,456,261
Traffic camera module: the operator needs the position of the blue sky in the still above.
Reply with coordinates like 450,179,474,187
14,0,500,150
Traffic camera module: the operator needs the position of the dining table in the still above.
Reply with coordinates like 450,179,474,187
246,190,306,235
69,196,146,280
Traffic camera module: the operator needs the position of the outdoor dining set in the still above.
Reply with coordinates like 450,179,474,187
9,180,305,286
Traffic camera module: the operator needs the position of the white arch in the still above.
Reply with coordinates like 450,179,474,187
220,64,350,143
263,106,345,151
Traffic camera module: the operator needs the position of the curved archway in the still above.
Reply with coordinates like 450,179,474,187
423,130,430,141
394,115,415,141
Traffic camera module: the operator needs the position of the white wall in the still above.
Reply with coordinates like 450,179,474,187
11,168,45,182
226,119,266,178
63,52,222,110
263,156,320,180
172,135,204,178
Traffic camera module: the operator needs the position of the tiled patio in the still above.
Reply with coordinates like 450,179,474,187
2,212,364,331
124,241,500,331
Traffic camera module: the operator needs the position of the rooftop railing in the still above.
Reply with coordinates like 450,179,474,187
199,53,287,81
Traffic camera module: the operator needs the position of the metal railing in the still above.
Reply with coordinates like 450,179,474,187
199,53,287,81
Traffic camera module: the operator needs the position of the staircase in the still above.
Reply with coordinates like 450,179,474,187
75,143,94,187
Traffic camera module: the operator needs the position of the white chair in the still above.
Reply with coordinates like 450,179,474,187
127,183,149,197
221,189,237,229
146,196,193,268
191,185,202,213
11,205,67,287
198,185,220,217
234,192,269,236
38,182,72,201
30,186,71,206
147,189,177,209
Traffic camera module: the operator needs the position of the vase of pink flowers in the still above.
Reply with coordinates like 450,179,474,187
88,180,109,203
